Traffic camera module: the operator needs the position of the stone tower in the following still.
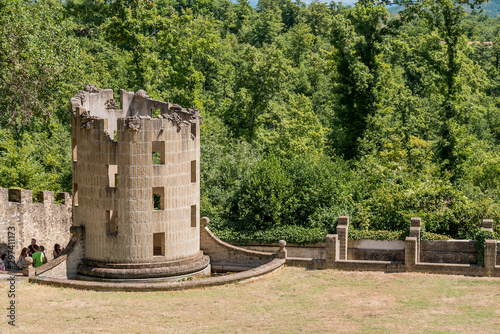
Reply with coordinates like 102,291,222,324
70,86,210,280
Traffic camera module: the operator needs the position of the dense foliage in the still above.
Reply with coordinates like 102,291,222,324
1,0,500,244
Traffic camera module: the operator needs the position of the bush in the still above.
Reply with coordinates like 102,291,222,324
212,225,327,245
474,228,499,265
348,229,407,241
223,154,353,231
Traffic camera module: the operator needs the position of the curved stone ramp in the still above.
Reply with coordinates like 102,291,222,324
31,258,285,291
33,226,85,279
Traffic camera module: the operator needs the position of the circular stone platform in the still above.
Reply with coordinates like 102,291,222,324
77,252,210,280
32,258,285,291
76,263,211,283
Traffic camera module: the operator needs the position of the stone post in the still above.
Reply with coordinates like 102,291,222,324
484,240,497,275
336,216,349,260
405,237,417,271
200,217,209,228
28,267,35,279
409,217,421,262
482,219,494,233
277,240,287,259
325,234,339,269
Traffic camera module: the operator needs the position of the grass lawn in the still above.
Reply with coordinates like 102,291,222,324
1,267,499,333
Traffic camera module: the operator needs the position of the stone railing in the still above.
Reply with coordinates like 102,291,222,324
200,217,285,272
281,216,500,276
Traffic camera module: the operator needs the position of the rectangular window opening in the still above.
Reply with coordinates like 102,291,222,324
107,210,118,234
191,160,197,183
153,187,164,210
107,165,118,188
152,141,165,164
191,122,196,138
191,204,197,228
151,109,161,118
72,138,77,162
73,183,78,206
153,232,165,256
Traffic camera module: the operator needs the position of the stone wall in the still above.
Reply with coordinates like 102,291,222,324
242,238,491,265
200,217,283,272
0,188,72,268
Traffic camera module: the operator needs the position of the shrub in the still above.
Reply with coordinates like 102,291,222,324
474,228,498,265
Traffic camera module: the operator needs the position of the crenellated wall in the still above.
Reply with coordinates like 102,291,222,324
0,188,72,267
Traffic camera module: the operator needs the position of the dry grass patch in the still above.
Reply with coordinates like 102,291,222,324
1,268,499,333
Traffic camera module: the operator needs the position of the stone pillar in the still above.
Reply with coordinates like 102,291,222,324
336,216,349,260
482,219,494,233
484,240,497,275
405,237,417,271
409,217,421,262
325,234,339,269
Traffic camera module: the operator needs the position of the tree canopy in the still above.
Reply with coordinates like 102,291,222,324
1,0,500,242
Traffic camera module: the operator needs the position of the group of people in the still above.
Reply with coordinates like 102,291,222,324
0,238,64,272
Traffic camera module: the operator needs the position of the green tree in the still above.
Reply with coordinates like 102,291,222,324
397,0,487,179
251,1,284,46
260,94,327,159
329,1,390,159
224,45,291,141
0,0,80,129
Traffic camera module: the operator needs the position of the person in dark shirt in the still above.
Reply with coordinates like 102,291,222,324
28,238,37,256
53,244,63,258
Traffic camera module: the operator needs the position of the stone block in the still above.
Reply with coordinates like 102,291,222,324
483,219,494,232
38,191,55,205
410,217,421,228
338,216,349,226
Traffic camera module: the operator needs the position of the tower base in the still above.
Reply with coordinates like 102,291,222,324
77,251,210,280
